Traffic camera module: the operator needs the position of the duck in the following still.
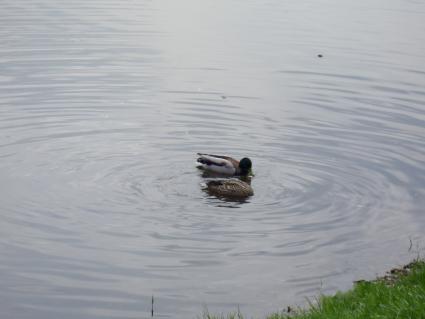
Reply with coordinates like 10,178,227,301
204,178,254,198
196,153,253,176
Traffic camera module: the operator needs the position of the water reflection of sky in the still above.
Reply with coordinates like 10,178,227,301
1,0,425,318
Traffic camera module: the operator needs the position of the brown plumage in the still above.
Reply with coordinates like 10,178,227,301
205,179,254,198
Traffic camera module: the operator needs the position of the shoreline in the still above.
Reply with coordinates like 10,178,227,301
201,258,425,319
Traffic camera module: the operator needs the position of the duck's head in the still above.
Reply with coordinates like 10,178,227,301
239,157,252,175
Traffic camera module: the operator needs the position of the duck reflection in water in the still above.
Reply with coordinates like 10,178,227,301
196,153,254,200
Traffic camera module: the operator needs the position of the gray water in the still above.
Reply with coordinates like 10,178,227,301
1,0,425,318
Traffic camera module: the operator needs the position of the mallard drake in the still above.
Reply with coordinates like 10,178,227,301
204,178,254,198
196,153,252,176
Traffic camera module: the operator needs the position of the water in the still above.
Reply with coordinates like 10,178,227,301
1,0,425,318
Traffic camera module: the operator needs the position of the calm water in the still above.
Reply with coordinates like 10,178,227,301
1,0,425,318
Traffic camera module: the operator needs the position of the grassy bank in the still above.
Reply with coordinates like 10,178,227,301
202,259,425,319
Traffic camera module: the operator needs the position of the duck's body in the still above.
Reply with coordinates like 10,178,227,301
205,179,254,198
196,153,252,176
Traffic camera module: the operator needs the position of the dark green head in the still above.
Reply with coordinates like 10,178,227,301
239,157,252,175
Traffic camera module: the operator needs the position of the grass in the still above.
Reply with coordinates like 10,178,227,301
200,259,425,319
201,308,244,319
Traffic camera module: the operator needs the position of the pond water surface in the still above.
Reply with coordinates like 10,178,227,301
1,0,425,318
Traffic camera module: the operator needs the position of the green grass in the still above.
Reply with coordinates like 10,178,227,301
201,260,425,319
200,309,244,319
